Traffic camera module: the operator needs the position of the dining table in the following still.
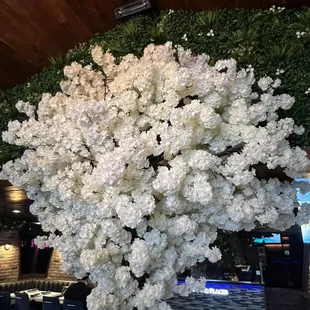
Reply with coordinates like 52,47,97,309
10,288,64,305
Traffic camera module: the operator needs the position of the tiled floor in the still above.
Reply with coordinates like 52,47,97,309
165,285,310,310
166,284,265,310
265,288,308,310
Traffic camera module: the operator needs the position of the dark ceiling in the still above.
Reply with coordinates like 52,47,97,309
0,0,309,90
0,180,35,223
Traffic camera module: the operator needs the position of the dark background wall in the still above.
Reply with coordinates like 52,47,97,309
0,0,309,90
0,231,75,282
0,231,19,282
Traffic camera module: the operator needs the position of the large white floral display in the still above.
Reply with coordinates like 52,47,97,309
2,42,310,309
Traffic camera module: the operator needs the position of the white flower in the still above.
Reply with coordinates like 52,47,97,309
272,78,281,89
182,33,188,41
269,5,276,12
305,87,310,94
34,235,48,249
270,5,285,12
246,64,254,73
293,125,305,136
2,42,309,310
15,101,36,118
276,69,285,75
296,31,306,39
258,76,273,91
207,29,214,37
128,239,151,277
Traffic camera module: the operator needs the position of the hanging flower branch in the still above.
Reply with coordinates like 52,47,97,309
1,42,310,310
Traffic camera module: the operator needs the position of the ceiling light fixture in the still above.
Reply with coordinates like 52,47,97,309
4,244,11,251
12,210,21,214
114,0,151,19
8,187,27,202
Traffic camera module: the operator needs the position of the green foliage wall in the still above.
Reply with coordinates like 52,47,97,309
1,8,310,167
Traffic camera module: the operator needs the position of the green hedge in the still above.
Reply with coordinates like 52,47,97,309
1,8,310,166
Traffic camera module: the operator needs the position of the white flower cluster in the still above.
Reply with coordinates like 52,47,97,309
2,42,310,309
16,100,36,118
296,31,308,39
182,34,188,41
34,235,49,249
276,68,285,76
206,29,214,37
269,5,285,12
305,87,310,95
246,65,254,73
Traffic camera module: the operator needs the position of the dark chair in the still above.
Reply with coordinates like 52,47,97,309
63,299,84,310
15,292,30,310
43,296,61,310
0,291,11,310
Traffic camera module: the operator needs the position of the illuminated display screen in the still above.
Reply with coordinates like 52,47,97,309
253,234,281,244
295,178,310,243
177,280,263,292
301,224,310,243
295,178,310,204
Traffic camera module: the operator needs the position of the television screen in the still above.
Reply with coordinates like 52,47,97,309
295,178,310,243
301,223,310,243
295,178,310,205
253,233,281,244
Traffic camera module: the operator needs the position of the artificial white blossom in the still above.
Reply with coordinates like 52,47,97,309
276,69,285,75
15,100,36,118
206,29,214,37
258,76,273,91
269,5,285,12
296,31,306,39
1,42,310,309
181,34,188,41
246,65,254,73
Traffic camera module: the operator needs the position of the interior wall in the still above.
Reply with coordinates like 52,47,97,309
0,231,75,282
47,249,75,281
0,231,19,282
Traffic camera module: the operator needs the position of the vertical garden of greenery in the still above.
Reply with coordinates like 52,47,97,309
1,9,310,168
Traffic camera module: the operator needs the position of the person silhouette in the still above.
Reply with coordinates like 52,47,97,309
64,275,93,309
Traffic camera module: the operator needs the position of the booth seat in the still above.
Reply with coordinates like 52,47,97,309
0,279,74,293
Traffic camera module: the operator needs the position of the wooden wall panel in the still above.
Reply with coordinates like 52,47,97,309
0,41,38,89
0,0,309,90
65,0,124,33
4,0,76,52
43,0,92,41
0,2,47,68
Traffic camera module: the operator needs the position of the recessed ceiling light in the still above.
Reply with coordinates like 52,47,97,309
8,188,27,202
12,210,21,214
